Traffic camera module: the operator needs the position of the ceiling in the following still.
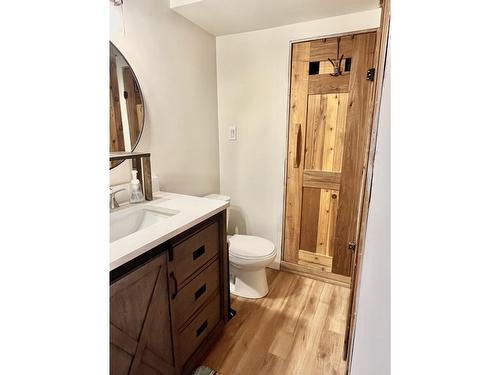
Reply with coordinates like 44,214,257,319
170,0,380,36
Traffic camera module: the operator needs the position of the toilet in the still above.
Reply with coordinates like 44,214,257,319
205,194,276,299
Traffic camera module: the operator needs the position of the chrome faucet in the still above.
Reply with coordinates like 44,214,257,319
110,188,126,209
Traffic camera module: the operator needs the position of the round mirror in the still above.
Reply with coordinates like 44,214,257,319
109,42,145,169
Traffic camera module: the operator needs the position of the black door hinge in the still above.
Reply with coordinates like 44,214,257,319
367,68,375,81
348,242,356,252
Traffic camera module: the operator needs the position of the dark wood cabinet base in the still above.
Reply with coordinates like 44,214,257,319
110,211,228,375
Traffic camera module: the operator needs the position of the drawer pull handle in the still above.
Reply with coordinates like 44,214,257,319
192,245,205,260
196,320,208,337
194,284,207,300
169,272,178,299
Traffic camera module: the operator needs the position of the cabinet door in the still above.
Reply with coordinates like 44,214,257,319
110,253,175,375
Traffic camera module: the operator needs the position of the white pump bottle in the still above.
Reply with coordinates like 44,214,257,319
129,169,144,203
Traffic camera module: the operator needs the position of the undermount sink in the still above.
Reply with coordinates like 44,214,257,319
110,205,179,243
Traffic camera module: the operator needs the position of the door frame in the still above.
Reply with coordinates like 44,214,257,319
279,1,391,373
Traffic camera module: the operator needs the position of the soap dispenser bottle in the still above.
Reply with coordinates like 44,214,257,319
129,169,144,203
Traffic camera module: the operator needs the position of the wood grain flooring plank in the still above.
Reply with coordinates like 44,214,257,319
235,275,314,374
201,270,349,375
282,280,325,374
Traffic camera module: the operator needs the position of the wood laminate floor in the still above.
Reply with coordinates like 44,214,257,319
202,269,350,375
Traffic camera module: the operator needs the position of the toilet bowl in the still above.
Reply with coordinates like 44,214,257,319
205,194,276,299
228,234,276,298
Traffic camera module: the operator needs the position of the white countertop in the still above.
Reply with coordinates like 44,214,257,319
110,191,228,271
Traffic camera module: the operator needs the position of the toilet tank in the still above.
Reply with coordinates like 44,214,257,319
204,194,231,228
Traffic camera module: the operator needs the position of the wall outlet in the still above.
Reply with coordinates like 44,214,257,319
229,126,237,141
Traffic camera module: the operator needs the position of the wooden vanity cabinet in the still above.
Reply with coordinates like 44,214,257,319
110,211,229,375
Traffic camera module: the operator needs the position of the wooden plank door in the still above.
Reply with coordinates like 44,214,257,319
283,32,376,277
110,253,175,375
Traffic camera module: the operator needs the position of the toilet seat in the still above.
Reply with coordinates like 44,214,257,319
228,235,276,260
227,234,276,298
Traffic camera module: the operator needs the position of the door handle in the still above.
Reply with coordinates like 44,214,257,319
293,123,302,168
169,272,178,299
192,245,205,260
194,283,207,300
196,320,208,337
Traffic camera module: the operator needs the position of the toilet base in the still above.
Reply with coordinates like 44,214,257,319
229,265,269,299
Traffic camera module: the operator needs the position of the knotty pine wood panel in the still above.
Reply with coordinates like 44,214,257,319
304,94,333,170
316,188,333,255
328,190,340,257
304,93,348,172
321,98,339,172
298,186,340,267
309,36,353,61
202,270,349,375
309,37,339,61
283,42,310,263
318,60,351,75
302,170,341,190
333,93,349,172
332,32,377,276
298,187,320,252
298,250,332,273
298,259,330,273
285,33,376,281
298,250,332,268
308,74,350,95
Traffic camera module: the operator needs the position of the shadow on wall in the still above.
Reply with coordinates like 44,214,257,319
227,206,247,235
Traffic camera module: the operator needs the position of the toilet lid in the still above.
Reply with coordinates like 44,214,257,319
229,235,275,259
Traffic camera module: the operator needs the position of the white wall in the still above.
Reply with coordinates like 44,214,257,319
350,40,390,375
215,9,381,268
110,0,220,196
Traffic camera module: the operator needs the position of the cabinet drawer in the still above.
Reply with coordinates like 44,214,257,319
171,259,220,329
178,294,221,366
170,221,219,285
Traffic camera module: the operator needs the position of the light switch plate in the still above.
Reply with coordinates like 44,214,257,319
229,126,237,141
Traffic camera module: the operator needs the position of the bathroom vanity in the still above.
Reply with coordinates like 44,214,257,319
110,192,229,375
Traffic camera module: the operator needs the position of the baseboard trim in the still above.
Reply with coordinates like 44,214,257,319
280,261,351,288
268,260,281,270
